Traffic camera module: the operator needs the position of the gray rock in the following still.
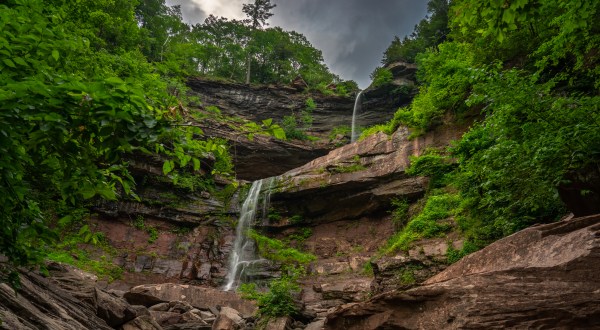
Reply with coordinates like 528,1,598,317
121,315,163,330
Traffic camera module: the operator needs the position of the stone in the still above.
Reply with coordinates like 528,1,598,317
305,319,325,330
199,310,215,320
325,215,600,329
148,302,170,311
0,268,112,330
121,315,163,330
150,311,183,326
211,306,243,330
265,316,292,330
168,300,193,313
125,284,257,318
320,278,371,302
95,288,137,327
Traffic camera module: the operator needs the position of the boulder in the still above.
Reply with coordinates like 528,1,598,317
211,306,243,330
121,315,163,330
95,288,137,327
125,283,257,318
265,316,292,330
325,215,600,329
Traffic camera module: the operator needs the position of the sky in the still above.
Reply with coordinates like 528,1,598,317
166,0,429,88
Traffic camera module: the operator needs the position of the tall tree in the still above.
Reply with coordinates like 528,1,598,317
242,0,276,84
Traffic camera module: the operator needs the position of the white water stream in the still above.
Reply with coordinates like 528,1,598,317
223,179,269,291
223,180,263,291
350,90,363,142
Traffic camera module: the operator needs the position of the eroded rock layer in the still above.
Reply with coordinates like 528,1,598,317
325,214,600,329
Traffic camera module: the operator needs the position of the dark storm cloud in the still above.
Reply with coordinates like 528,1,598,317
166,0,429,88
269,0,428,87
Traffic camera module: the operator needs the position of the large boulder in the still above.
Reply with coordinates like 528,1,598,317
325,214,600,329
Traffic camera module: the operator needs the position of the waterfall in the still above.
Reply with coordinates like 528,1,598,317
223,179,267,291
261,177,275,225
350,90,363,142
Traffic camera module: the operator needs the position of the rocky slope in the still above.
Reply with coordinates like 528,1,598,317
325,214,600,329
0,262,258,330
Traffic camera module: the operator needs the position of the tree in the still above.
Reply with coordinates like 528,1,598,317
242,0,276,84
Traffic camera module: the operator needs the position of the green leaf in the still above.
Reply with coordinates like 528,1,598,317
3,59,16,68
162,160,174,175
13,57,27,66
262,118,273,127
51,50,59,61
192,158,201,171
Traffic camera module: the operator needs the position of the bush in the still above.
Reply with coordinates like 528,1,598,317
383,192,459,254
370,67,393,87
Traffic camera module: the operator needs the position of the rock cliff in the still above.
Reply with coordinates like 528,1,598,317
325,214,600,329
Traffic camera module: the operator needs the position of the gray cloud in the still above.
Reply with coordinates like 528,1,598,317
167,0,428,88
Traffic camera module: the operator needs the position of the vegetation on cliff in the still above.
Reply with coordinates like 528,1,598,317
374,0,599,257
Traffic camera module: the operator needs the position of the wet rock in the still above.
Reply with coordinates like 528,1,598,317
150,311,183,326
325,215,600,329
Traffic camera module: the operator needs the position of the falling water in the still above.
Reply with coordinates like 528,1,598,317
261,177,275,225
350,90,363,142
223,179,266,291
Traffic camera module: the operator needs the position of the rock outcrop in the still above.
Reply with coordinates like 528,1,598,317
187,78,402,138
195,116,331,180
0,263,134,330
325,214,600,329
268,119,469,224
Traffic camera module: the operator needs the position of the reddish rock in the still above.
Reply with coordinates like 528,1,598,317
270,120,468,223
124,283,257,318
325,215,600,329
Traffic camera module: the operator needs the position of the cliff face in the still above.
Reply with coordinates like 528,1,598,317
325,214,600,329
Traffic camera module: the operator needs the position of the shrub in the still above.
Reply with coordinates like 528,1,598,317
370,67,393,87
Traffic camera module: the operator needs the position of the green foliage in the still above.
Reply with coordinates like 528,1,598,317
382,0,450,64
450,69,598,243
384,193,459,254
393,42,476,135
248,230,316,265
389,198,410,230
328,125,351,141
239,267,302,317
280,98,316,141
370,67,393,87
406,150,455,187
446,240,479,264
